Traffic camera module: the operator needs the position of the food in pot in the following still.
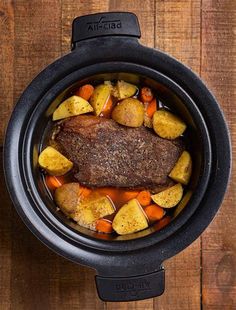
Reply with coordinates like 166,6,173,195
38,146,73,176
90,84,112,115
54,115,183,190
54,182,80,217
52,95,93,121
73,193,115,230
75,84,94,101
153,109,187,139
113,80,138,100
151,183,183,208
55,183,115,230
169,150,192,185
111,98,144,127
112,199,148,235
38,80,193,235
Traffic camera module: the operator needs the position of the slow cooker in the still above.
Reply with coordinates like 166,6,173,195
4,12,231,301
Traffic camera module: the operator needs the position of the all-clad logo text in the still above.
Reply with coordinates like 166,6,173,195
87,16,122,31
115,280,151,297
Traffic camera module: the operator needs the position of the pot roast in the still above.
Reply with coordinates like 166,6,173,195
53,115,184,191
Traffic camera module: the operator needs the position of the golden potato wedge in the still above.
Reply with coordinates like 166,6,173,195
38,146,73,176
115,80,138,99
90,84,111,116
74,193,115,230
54,183,80,217
151,183,183,208
173,190,193,218
111,98,144,127
169,151,192,185
112,199,148,235
153,110,187,139
53,95,93,121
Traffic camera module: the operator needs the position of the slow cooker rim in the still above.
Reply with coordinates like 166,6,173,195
3,39,231,274
21,62,211,251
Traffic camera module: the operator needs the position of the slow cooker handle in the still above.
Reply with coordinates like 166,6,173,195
95,267,165,302
71,12,141,49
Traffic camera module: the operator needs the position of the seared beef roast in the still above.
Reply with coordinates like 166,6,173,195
53,115,184,191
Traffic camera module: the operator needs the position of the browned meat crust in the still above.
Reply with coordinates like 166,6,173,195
53,115,184,191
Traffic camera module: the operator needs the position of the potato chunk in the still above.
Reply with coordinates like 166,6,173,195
112,199,148,235
153,110,187,139
38,146,73,176
111,98,144,127
116,80,138,99
151,183,183,208
169,151,192,185
55,183,81,217
90,84,111,116
174,190,193,218
53,96,93,121
74,193,115,230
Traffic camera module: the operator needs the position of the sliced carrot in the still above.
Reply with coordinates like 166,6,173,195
79,186,92,198
100,96,113,118
140,87,154,103
146,98,157,118
96,219,113,233
122,190,140,202
144,204,165,222
45,175,64,190
95,187,119,201
136,190,151,206
154,216,171,231
75,84,94,101
95,188,139,206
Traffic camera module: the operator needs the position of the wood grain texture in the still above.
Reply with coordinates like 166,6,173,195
0,0,235,309
9,1,63,310
201,0,236,309
0,147,12,310
154,1,201,309
0,1,14,145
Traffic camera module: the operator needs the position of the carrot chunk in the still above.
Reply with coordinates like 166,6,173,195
122,190,140,202
79,186,92,198
140,87,154,103
75,84,94,101
45,175,64,190
136,190,151,206
96,219,113,233
146,98,157,118
100,96,113,118
144,204,165,222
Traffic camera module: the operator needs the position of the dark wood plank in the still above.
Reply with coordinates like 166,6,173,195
201,1,236,309
0,2,14,308
62,0,110,54
0,149,12,310
0,1,14,145
154,1,201,309
9,1,62,310
0,1,235,309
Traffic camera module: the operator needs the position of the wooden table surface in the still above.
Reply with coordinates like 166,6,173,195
0,1,235,309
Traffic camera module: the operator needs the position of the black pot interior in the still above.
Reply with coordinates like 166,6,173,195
30,72,206,242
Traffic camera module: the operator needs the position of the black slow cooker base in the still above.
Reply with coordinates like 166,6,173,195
4,12,231,302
